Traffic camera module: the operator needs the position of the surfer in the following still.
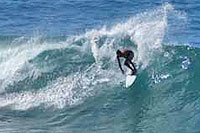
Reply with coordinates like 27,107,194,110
116,49,137,75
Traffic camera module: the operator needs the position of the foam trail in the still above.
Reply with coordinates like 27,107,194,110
0,62,121,110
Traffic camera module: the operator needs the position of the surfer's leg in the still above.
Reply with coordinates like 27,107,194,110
130,61,137,74
127,53,137,74
124,60,134,74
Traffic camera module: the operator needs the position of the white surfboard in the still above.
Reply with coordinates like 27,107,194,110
126,74,137,88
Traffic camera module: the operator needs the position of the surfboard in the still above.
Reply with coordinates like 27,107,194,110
125,68,137,88
126,74,137,88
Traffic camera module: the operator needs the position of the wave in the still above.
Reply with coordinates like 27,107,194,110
0,3,198,112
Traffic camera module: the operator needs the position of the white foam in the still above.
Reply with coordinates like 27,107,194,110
0,36,69,92
181,56,191,70
152,73,170,84
0,63,121,110
78,3,179,69
0,3,186,110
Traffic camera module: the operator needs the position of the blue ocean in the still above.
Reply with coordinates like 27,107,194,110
0,0,200,133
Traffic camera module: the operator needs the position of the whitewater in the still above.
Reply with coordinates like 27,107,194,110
0,2,199,133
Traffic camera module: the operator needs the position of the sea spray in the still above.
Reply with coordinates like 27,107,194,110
0,3,190,111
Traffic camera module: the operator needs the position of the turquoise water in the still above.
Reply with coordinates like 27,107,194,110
0,1,200,133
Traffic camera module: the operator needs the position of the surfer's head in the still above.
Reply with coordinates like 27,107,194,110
116,50,122,56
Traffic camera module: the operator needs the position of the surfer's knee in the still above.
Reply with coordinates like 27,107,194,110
124,60,129,66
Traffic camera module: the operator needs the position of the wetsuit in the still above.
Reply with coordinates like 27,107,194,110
117,49,137,75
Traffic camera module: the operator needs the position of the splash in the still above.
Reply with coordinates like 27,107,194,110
0,36,69,92
0,3,187,110
81,3,185,69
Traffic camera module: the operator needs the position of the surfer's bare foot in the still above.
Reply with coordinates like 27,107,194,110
131,70,136,75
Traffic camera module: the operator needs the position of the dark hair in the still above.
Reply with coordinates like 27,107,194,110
116,50,121,55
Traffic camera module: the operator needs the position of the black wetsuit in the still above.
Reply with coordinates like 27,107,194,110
117,50,137,75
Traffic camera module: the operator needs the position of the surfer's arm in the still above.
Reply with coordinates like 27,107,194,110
117,56,124,74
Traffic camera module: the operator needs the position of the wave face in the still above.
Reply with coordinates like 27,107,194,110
0,3,200,133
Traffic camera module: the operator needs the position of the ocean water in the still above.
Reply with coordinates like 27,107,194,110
0,0,200,133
